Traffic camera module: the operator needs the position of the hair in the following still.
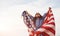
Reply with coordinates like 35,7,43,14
33,13,43,23
35,13,42,18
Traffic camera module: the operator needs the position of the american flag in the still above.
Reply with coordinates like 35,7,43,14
35,8,55,36
22,8,55,36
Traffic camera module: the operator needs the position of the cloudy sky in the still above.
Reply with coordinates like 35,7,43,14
0,0,60,36
0,0,60,8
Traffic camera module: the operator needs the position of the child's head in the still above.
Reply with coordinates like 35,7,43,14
35,13,42,18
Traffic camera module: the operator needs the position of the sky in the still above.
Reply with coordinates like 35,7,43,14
0,0,60,9
0,0,60,36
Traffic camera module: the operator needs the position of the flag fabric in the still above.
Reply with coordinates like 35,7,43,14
22,8,55,36
36,9,55,36
22,11,35,36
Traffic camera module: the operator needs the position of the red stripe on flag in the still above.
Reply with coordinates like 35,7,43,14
42,32,49,36
41,26,55,35
47,18,54,22
48,22,55,26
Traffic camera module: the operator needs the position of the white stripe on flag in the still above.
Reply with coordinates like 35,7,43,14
47,16,54,20
36,28,54,36
43,24,55,30
36,28,46,32
45,30,55,36
44,17,47,20
48,19,54,23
